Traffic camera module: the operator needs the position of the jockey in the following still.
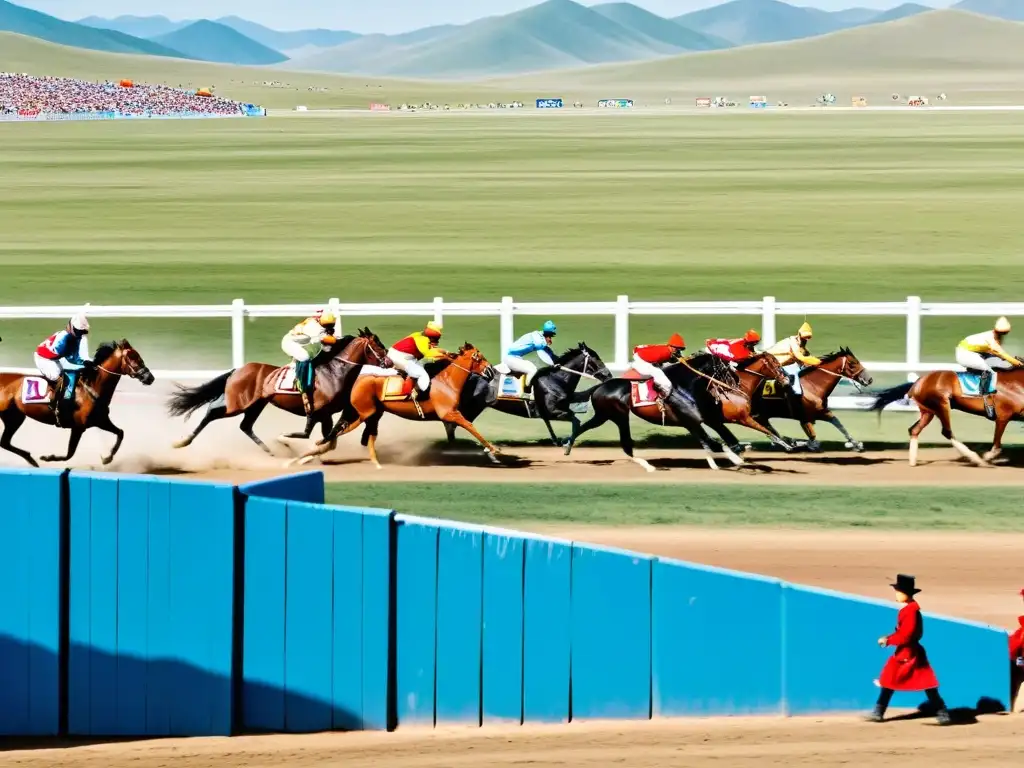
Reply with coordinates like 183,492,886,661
706,329,761,364
35,307,92,418
631,333,686,397
767,321,821,396
281,309,337,414
956,317,1023,415
504,320,557,394
388,321,448,400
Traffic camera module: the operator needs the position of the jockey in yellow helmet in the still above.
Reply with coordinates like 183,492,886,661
281,308,337,414
388,321,448,400
956,316,1023,417
766,321,821,418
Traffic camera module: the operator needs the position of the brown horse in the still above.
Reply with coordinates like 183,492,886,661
870,364,1024,467
167,328,390,454
292,343,497,468
0,339,154,467
682,352,797,452
753,348,873,452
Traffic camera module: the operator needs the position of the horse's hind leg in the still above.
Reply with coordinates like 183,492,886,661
41,427,85,464
936,400,988,467
700,422,744,467
822,410,864,452
91,414,125,465
563,408,607,456
444,421,458,444
907,409,934,467
984,403,1012,463
174,402,228,449
1,410,38,467
240,401,272,455
609,410,654,473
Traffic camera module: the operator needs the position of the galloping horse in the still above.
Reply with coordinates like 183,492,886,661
292,343,497,468
443,342,613,446
563,362,743,472
870,363,1024,467
167,328,390,454
753,348,873,452
681,352,796,452
0,339,154,467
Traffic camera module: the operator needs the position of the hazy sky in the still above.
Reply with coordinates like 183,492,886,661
18,0,956,34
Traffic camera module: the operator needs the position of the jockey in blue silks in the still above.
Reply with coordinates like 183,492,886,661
503,320,558,394
35,306,92,417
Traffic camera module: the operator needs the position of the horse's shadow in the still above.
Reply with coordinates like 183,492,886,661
883,696,1005,727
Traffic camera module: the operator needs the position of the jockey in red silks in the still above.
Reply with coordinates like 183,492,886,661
35,306,92,418
706,329,761,364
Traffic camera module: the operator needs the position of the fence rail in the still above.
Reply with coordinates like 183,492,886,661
0,295,1002,411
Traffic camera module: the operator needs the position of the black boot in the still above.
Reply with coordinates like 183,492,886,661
866,704,885,723
416,384,431,401
979,370,994,418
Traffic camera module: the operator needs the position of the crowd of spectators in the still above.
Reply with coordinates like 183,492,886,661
0,74,254,117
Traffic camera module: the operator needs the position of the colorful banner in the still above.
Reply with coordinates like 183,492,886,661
597,99,633,108
536,98,563,109
695,97,711,108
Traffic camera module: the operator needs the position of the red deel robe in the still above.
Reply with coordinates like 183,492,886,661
1009,616,1024,660
878,601,940,691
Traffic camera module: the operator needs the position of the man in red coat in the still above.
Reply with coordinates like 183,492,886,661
1009,589,1024,710
868,574,951,725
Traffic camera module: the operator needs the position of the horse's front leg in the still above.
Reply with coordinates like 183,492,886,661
41,427,86,463
823,409,864,452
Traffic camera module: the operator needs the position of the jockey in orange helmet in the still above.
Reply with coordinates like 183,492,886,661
631,333,686,397
706,329,761,363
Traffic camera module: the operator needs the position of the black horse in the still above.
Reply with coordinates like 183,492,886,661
443,342,613,446
563,360,744,472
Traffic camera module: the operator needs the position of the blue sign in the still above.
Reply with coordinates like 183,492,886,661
749,102,768,109
536,98,563,109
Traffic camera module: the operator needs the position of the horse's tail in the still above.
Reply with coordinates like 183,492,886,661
167,370,233,418
568,383,603,405
869,381,914,423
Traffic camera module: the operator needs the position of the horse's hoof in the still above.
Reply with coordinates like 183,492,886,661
806,441,822,453
40,455,56,463
298,455,316,467
172,439,190,450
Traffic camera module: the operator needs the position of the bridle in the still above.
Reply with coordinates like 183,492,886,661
551,349,610,382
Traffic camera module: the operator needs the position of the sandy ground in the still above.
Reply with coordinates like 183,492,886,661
4,392,1024,766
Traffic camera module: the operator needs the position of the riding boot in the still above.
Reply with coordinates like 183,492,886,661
416,384,431,402
979,370,995,419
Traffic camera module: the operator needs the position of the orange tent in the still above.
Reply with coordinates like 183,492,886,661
196,88,213,97
119,79,133,88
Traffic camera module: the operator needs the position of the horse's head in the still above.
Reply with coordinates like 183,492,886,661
570,341,613,381
94,339,154,386
819,347,872,387
742,352,789,387
458,343,490,376
356,327,391,368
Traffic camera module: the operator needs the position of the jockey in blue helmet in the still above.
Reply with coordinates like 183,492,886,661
503,320,558,393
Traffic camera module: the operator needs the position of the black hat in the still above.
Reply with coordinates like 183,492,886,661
890,574,921,596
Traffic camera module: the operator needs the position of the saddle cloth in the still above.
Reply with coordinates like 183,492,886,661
273,364,300,393
381,376,416,401
630,379,660,407
957,371,997,397
497,373,530,400
21,377,53,404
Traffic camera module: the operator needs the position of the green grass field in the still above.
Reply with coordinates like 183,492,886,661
3,110,1024,377
323,481,1024,529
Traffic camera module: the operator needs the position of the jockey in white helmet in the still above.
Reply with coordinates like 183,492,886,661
35,306,92,418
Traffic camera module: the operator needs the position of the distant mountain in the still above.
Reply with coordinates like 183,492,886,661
672,0,846,45
77,14,192,39
828,6,880,24
866,2,932,23
214,16,360,51
592,2,733,49
951,0,1024,21
152,20,288,65
0,0,187,57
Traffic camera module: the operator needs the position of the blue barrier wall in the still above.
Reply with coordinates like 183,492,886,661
0,468,1012,738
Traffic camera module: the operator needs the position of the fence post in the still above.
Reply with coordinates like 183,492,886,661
231,298,245,368
433,297,444,326
906,295,922,382
500,297,514,357
761,296,777,348
615,295,629,369
328,296,342,336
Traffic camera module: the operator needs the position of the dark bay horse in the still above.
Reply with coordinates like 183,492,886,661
443,342,613,446
167,328,390,455
293,344,496,468
0,339,154,467
753,348,873,452
870,363,1024,467
563,362,743,472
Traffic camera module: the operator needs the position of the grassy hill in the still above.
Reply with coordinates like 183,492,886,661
152,20,288,65
672,0,845,45
592,3,733,50
0,0,187,58
77,14,192,38
214,16,360,52
952,0,1024,21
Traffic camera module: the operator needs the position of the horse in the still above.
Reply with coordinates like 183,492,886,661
562,361,744,472
680,351,797,453
870,362,1024,467
442,342,613,446
167,328,390,455
752,348,873,452
0,339,154,467
292,343,497,468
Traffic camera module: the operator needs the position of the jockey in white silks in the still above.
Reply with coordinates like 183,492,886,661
503,320,557,394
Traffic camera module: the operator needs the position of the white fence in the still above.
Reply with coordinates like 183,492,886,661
0,295,1008,411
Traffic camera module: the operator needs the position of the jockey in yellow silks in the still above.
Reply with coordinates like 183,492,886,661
388,321,448,400
766,321,821,417
281,309,337,414
956,316,1023,416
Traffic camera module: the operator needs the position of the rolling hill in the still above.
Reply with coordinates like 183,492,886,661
213,16,360,52
865,2,932,23
77,14,192,39
672,0,846,45
592,3,733,50
151,20,288,65
0,0,187,58
951,0,1024,21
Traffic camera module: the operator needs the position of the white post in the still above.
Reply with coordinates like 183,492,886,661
328,296,341,335
906,295,921,382
615,294,629,369
761,296,777,347
231,298,245,368
500,296,514,357
433,296,444,325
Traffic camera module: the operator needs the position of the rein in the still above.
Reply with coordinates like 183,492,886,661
679,358,745,396
551,351,607,382
809,356,866,392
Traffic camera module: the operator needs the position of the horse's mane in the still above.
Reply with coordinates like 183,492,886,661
319,334,356,362
552,344,592,365
92,340,122,366
817,346,852,365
